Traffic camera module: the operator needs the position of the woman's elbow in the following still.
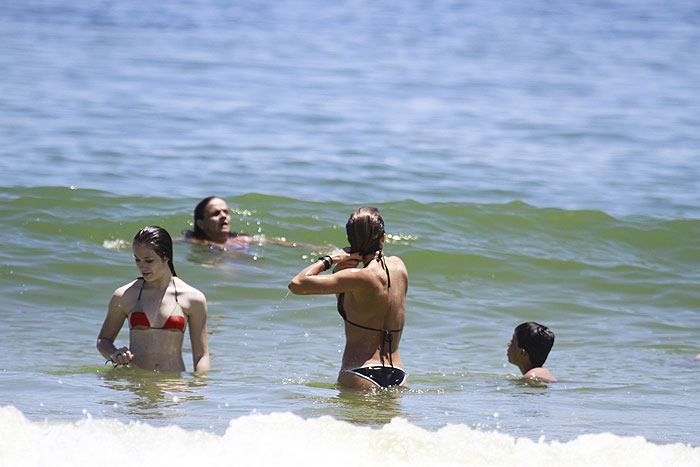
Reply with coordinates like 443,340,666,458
288,280,305,295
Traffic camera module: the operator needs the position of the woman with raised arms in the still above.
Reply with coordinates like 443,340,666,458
97,226,210,372
289,207,408,389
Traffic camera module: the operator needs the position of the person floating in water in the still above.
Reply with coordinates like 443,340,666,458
179,196,313,251
288,206,408,389
97,226,210,372
507,321,556,382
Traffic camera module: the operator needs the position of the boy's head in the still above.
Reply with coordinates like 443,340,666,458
508,322,555,369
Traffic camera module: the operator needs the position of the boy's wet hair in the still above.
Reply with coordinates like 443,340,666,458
515,322,555,368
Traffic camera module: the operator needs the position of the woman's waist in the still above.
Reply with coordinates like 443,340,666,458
129,332,184,354
130,354,185,372
342,332,402,351
130,352,184,366
341,347,403,370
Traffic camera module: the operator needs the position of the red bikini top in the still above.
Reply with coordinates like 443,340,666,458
128,279,186,333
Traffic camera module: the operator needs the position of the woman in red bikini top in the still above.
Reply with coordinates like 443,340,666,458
97,226,210,372
288,206,408,390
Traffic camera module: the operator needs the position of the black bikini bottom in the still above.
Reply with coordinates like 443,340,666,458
344,365,406,388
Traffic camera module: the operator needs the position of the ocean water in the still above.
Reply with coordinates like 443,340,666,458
1,0,700,465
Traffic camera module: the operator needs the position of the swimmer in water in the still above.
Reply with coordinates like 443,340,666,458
507,321,556,383
179,196,312,251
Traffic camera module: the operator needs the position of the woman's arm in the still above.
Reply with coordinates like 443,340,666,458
288,249,364,295
187,290,210,372
96,289,133,365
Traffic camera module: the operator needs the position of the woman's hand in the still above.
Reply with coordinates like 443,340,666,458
331,248,362,272
110,347,134,366
289,248,363,295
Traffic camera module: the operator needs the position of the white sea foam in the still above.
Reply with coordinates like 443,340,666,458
1,406,698,467
102,239,130,251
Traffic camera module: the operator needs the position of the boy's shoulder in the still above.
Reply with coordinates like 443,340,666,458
523,367,557,383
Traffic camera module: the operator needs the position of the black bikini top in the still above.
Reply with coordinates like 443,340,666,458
336,293,402,334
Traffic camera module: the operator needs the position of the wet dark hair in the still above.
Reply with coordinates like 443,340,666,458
346,206,392,288
346,206,385,256
514,322,555,368
192,196,219,240
133,226,177,276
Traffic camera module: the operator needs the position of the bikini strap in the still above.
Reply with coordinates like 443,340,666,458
376,250,391,289
345,317,402,335
382,329,394,368
337,294,402,334
136,278,146,300
137,277,178,303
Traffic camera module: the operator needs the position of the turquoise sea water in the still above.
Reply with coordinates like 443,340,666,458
1,1,699,465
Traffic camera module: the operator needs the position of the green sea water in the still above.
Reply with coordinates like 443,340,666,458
2,186,699,445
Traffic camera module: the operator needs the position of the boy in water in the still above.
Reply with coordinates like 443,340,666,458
507,321,557,382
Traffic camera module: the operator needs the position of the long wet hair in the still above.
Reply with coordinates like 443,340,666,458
192,196,218,240
346,207,391,287
514,322,555,368
133,226,177,276
346,206,385,256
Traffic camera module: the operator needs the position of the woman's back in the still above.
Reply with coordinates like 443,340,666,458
339,255,407,369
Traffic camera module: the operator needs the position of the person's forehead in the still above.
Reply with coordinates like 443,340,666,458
133,243,157,257
206,198,228,212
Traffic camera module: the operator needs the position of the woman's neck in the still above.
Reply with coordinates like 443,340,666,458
145,272,173,289
361,252,378,266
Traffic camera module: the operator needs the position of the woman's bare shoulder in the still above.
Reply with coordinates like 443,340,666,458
108,280,142,313
112,279,141,298
173,277,207,303
387,255,408,275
